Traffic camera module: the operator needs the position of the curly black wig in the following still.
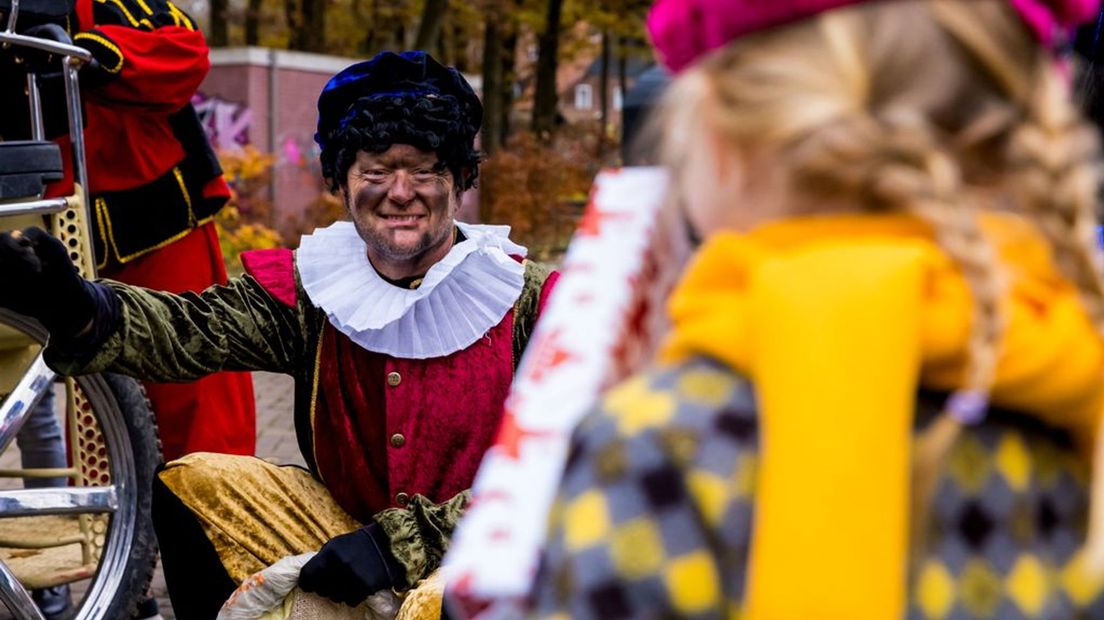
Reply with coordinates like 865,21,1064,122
320,91,481,193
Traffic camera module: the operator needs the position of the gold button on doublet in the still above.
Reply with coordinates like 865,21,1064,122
386,371,402,387
390,433,406,448
396,492,409,506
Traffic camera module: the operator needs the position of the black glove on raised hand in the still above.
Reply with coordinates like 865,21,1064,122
0,227,97,337
70,29,122,89
299,523,405,607
19,23,118,89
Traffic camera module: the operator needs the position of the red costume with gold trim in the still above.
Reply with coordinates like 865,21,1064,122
0,0,257,458
77,0,254,459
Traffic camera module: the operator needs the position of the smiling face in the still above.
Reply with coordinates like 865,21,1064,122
343,144,461,278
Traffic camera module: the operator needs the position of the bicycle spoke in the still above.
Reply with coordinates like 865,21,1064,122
0,486,117,517
0,559,45,620
0,352,56,454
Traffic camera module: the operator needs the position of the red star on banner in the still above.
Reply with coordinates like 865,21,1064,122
525,328,577,383
577,200,629,237
496,408,554,461
467,488,512,510
451,572,475,594
559,260,595,277
447,574,495,619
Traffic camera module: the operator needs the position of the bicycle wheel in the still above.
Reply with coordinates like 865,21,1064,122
0,309,161,619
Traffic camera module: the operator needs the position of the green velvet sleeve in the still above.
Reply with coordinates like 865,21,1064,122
373,490,471,589
45,275,306,380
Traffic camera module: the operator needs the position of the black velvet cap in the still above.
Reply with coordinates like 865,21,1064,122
314,50,482,153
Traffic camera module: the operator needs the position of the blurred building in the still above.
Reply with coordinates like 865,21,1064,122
558,57,653,127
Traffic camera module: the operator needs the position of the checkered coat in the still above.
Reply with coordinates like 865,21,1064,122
533,357,1104,619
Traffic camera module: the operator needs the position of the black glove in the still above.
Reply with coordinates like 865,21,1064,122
299,523,404,607
0,227,97,337
70,29,122,89
16,23,72,75
19,24,118,89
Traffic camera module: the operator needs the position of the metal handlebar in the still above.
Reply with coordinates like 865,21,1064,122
0,0,96,278
1,0,92,62
4,0,18,35
0,32,92,61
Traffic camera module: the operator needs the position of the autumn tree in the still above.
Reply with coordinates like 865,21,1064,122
284,0,325,51
209,0,229,46
245,0,262,45
530,0,564,138
481,4,505,154
597,29,610,155
414,0,449,51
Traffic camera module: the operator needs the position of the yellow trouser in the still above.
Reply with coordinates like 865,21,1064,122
158,452,443,620
159,452,361,583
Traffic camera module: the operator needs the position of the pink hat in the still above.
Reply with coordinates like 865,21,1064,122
647,0,1102,72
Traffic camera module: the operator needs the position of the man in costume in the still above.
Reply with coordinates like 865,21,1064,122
0,50,558,618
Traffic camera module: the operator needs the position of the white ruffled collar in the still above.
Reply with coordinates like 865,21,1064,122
296,220,527,359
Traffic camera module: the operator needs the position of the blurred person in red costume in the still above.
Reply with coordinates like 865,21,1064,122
0,1,253,614
0,0,256,462
22,0,254,460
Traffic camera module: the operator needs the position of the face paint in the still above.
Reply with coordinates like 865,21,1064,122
344,144,460,275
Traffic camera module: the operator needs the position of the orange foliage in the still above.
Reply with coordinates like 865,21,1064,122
218,146,277,223
215,147,284,275
288,190,346,240
480,129,599,260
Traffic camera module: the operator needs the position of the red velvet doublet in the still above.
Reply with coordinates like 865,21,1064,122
241,248,533,523
312,316,515,522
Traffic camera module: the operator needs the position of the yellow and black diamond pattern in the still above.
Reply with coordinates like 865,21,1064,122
908,409,1104,619
535,359,756,619
534,357,1104,619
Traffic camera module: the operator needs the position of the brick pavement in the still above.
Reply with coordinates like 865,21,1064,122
251,371,305,468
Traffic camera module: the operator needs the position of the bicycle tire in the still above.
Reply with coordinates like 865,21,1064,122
0,310,161,620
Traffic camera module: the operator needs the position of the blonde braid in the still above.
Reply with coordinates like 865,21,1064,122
1005,58,1104,566
933,0,1104,572
925,0,1104,569
683,4,1011,552
660,0,1104,568
1008,62,1104,328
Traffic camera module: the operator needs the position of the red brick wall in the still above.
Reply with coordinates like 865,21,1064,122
269,66,331,236
200,50,350,241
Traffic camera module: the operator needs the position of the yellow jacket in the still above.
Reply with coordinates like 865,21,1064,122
662,212,1104,619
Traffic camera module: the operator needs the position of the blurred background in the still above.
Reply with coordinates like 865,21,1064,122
182,0,656,269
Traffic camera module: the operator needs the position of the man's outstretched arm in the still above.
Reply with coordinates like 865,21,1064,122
0,228,305,381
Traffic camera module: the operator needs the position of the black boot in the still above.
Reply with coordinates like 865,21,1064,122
132,596,163,619
32,584,72,620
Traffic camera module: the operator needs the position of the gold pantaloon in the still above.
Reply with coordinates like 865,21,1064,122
159,452,361,583
158,453,445,620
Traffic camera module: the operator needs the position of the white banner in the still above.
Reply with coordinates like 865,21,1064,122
442,167,685,618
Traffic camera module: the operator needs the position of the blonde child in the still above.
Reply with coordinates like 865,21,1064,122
534,1,1104,617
